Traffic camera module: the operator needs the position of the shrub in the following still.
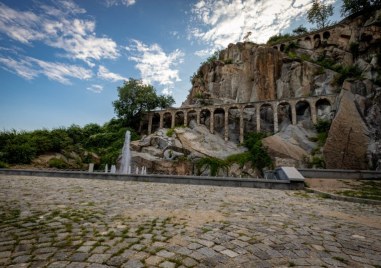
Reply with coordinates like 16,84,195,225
267,33,292,45
0,161,8,168
196,157,229,176
166,128,175,137
243,132,273,172
315,119,331,133
48,158,69,169
226,152,252,168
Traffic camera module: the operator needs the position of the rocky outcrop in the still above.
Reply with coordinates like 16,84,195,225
130,121,246,175
323,90,370,169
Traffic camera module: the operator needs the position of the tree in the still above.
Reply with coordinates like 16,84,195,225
113,79,175,129
341,0,381,16
292,25,308,35
307,0,334,29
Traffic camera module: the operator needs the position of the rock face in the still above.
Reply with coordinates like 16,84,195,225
131,122,246,175
323,90,370,169
132,10,380,174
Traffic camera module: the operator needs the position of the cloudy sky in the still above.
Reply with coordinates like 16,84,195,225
0,0,342,130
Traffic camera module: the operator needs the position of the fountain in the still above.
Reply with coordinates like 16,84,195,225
119,130,131,174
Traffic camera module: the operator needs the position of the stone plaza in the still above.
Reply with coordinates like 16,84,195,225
0,175,380,267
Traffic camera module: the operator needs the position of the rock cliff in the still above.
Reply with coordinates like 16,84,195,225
134,9,381,174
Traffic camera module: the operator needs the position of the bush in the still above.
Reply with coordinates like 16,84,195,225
267,33,292,45
0,161,8,168
315,119,331,133
226,152,252,168
196,157,229,176
243,132,273,172
48,158,69,169
166,128,175,137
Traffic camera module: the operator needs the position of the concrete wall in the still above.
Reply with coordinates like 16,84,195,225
298,168,381,179
0,169,304,190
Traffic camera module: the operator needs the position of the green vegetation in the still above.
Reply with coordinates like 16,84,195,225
196,132,272,176
196,156,229,176
336,180,381,201
292,25,308,35
307,119,332,168
307,0,333,29
267,33,292,45
341,0,381,16
0,119,139,169
166,128,175,137
113,78,174,129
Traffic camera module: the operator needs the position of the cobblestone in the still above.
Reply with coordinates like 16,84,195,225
0,175,380,267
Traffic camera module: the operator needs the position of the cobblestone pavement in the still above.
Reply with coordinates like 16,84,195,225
0,175,381,268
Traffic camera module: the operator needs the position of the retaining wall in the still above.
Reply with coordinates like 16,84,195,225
298,169,381,179
0,169,304,190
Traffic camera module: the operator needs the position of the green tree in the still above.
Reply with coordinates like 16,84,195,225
292,25,308,35
113,79,174,129
307,0,334,29
341,0,381,16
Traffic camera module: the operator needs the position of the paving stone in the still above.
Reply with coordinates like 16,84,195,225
121,259,144,268
157,250,175,258
70,253,89,262
77,245,93,253
145,255,164,266
12,255,32,263
159,261,176,268
48,261,70,267
182,257,198,267
131,251,149,261
221,249,239,257
87,253,112,263
187,243,202,250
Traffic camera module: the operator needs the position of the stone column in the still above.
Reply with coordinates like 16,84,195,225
291,102,297,125
310,101,317,124
184,111,188,127
239,107,244,144
159,112,164,129
148,113,153,135
196,110,200,125
171,112,175,128
273,103,278,133
210,108,214,134
224,108,229,141
256,104,261,132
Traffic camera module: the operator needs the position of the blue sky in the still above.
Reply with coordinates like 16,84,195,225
0,0,342,131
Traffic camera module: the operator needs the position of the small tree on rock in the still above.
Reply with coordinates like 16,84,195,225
341,0,381,16
307,0,334,29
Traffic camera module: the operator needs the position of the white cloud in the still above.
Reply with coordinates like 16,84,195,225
105,0,136,7
0,57,38,80
87,84,103,93
97,65,127,82
189,0,335,53
127,40,184,92
0,55,92,84
0,1,119,65
194,48,214,57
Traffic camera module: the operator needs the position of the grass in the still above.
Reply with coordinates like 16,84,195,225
336,180,381,201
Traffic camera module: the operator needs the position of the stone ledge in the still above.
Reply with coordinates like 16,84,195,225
0,169,304,190
306,188,381,205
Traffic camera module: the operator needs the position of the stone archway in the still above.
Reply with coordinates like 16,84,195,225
151,113,160,133
163,112,172,128
200,109,211,129
296,100,311,124
175,111,184,127
260,103,274,133
228,106,240,143
316,98,332,121
243,104,257,135
314,34,321,48
187,110,197,126
277,102,292,131
213,108,225,137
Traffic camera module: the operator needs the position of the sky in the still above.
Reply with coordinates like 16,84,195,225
0,0,343,131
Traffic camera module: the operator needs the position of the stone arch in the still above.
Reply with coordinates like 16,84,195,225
313,34,321,48
163,112,172,128
260,103,274,133
304,36,312,49
280,43,285,52
296,100,311,124
243,104,257,135
228,106,240,143
277,102,292,130
213,108,225,137
200,109,211,129
175,111,185,127
315,98,332,121
323,31,330,40
151,112,161,133
187,110,197,126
